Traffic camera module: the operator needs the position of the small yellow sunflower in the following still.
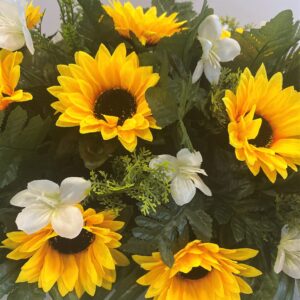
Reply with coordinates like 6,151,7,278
48,43,160,152
133,240,261,300
223,64,300,183
102,1,186,45
25,1,43,29
0,50,33,110
2,207,129,298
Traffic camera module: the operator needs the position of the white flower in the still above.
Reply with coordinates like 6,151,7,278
150,148,212,206
192,14,241,85
0,0,34,54
10,177,91,239
274,225,300,279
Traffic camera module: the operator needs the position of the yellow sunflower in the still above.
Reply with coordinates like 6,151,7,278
102,1,186,45
133,240,262,300
25,1,43,29
2,207,129,298
48,43,160,152
223,64,300,183
0,50,33,110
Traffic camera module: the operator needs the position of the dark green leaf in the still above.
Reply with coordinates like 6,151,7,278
184,207,212,241
7,283,47,300
0,260,22,298
232,10,300,74
0,107,51,189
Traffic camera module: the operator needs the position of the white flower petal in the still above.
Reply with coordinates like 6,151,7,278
10,190,39,207
191,174,212,196
192,60,204,84
283,255,300,279
59,177,91,204
214,38,241,62
177,148,203,167
0,0,20,19
274,248,285,274
204,61,221,84
0,0,34,53
51,206,84,239
22,25,34,54
15,204,52,234
171,176,196,206
198,15,222,42
28,180,60,196
284,240,300,252
0,32,25,52
149,155,178,179
199,38,213,59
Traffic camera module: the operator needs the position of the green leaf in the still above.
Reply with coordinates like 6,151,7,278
146,85,178,128
7,283,47,300
48,286,78,300
232,10,300,74
123,198,213,267
77,0,121,53
0,107,51,189
0,260,22,298
152,0,196,21
184,207,212,241
0,111,5,128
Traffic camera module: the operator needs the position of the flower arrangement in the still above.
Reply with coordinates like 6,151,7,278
0,0,299,299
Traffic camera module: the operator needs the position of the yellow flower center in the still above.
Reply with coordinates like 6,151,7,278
179,266,210,280
49,229,95,254
95,89,136,125
252,114,273,147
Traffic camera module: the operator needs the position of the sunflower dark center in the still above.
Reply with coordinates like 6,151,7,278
251,114,273,147
179,266,210,280
49,229,95,254
94,89,136,125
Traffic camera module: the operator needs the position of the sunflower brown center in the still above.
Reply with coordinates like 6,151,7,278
179,266,210,280
252,114,273,147
94,89,136,125
49,229,95,254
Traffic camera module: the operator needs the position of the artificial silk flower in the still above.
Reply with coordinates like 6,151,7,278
48,43,160,152
274,225,300,279
134,240,262,299
2,207,129,297
103,1,186,45
10,177,91,239
224,64,300,183
192,14,241,84
0,0,41,54
150,148,212,206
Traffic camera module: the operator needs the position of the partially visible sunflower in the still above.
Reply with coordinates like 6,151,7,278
48,43,160,152
2,207,129,298
25,1,43,29
223,64,300,183
102,1,186,45
133,240,262,300
0,50,33,110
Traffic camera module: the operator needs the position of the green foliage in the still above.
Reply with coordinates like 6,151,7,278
232,10,300,76
276,193,300,228
77,0,121,54
0,107,51,189
210,67,241,129
90,149,170,215
151,0,196,21
0,260,23,299
123,197,213,267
